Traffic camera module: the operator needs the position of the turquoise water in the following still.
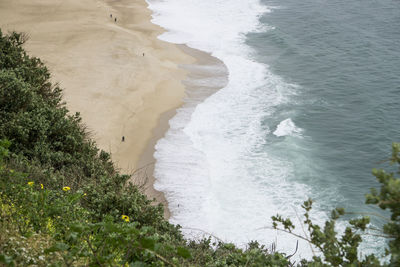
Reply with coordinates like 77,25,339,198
250,0,400,214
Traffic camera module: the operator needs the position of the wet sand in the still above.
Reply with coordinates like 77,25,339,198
136,45,228,219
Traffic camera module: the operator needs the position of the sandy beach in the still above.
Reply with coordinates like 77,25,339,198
0,0,196,217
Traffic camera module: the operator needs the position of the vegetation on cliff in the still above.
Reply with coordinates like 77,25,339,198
0,30,399,266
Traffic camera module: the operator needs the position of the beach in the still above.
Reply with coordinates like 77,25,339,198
0,0,199,218
136,44,228,219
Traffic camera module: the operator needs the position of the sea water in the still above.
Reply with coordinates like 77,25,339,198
147,0,400,258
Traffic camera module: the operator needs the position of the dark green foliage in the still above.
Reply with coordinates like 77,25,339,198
0,31,61,105
186,240,290,266
366,143,400,265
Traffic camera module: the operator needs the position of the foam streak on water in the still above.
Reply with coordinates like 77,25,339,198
273,118,303,137
147,0,326,256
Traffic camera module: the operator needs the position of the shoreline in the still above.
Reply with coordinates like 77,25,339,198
136,44,228,219
137,44,228,220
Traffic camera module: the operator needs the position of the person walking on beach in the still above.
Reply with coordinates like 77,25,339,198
122,136,125,142
110,14,112,18
115,17,117,22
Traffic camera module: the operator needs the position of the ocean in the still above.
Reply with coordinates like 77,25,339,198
147,0,400,258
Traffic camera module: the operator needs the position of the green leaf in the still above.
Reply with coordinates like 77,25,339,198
177,247,192,259
70,223,85,233
130,261,147,267
45,242,69,253
0,254,14,266
139,238,155,250
104,221,120,233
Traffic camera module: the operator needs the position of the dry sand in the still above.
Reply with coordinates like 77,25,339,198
0,0,196,217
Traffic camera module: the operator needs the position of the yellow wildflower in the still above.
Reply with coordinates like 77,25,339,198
83,193,87,196
62,186,71,192
121,215,130,222
41,184,44,189
27,181,34,187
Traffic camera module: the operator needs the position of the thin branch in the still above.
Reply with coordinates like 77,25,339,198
132,162,155,176
255,226,311,244
360,232,395,238
244,257,250,267
85,237,104,267
181,227,224,243
145,248,177,267
256,226,324,252
286,240,299,259
129,162,154,190
345,211,391,222
292,206,316,257
366,225,384,232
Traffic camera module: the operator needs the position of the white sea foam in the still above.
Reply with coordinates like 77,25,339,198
273,118,303,137
147,0,329,258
